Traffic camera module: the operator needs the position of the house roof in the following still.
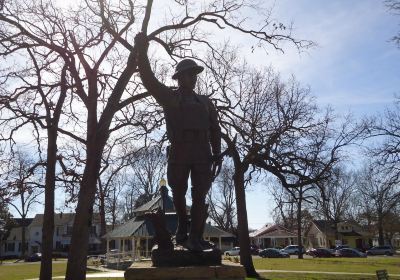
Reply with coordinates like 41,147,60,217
312,220,336,236
133,186,176,214
11,218,34,228
249,224,297,238
103,219,145,239
29,213,101,227
104,187,234,239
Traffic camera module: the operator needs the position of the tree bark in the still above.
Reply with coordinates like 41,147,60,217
65,144,102,280
233,167,258,277
39,130,57,280
296,190,303,259
377,211,384,246
99,193,107,252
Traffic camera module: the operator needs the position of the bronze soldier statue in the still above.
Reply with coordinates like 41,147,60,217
135,33,222,252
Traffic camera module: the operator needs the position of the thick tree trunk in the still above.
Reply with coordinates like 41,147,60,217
296,193,303,259
99,194,107,252
233,168,258,277
65,139,103,280
377,213,384,246
40,130,57,280
21,222,26,258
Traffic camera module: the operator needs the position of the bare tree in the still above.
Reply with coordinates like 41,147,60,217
357,162,400,245
207,163,237,234
368,98,400,182
386,0,400,47
0,150,44,257
315,167,356,240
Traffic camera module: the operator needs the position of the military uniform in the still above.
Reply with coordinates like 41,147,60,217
137,51,221,248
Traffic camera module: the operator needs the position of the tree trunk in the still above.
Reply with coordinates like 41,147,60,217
99,194,107,253
40,130,57,280
65,142,102,280
233,168,258,277
21,222,26,258
296,191,303,259
377,212,384,246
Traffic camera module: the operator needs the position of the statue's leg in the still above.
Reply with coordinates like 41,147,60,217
186,162,212,251
167,163,190,244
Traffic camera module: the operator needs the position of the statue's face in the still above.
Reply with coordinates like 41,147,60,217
178,70,198,91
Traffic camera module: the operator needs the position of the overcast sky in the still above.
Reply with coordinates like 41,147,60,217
245,0,400,229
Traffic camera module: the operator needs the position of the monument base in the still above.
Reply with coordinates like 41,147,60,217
124,262,246,280
151,246,221,267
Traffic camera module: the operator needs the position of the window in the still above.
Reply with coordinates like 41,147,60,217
66,226,73,235
6,242,15,252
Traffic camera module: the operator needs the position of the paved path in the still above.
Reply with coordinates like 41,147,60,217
24,269,400,279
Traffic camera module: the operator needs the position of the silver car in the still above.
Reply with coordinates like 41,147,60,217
366,245,395,256
224,247,240,256
281,245,305,255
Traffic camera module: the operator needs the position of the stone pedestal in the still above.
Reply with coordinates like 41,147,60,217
151,246,221,267
124,261,246,280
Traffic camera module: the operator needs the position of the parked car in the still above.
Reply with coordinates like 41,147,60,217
25,253,42,262
259,248,290,258
224,247,240,256
306,248,334,258
334,248,367,258
281,245,305,255
333,245,349,251
366,245,395,256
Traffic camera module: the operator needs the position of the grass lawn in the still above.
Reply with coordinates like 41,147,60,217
247,273,379,280
253,257,400,275
0,262,67,280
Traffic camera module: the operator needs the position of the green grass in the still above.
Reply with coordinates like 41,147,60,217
0,262,67,280
253,257,400,275
247,273,379,280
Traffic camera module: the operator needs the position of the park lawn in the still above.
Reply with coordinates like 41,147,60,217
253,257,400,275
0,262,67,280
248,273,383,280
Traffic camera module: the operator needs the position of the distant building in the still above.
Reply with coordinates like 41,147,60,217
1,218,33,258
305,220,373,250
250,224,299,248
1,213,102,258
103,185,235,258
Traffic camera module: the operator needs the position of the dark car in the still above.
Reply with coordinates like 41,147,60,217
366,245,395,256
259,248,290,258
250,245,260,255
334,248,366,258
25,253,42,262
333,245,349,251
306,248,334,258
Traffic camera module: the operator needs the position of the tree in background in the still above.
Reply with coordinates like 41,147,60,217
356,162,400,245
315,167,356,240
386,0,400,47
0,150,44,258
207,163,237,234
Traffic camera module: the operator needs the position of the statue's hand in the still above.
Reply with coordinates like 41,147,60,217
134,32,149,50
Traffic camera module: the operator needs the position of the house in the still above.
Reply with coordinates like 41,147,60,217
249,224,299,249
305,220,373,250
28,213,102,256
103,185,235,258
1,213,102,258
1,218,33,258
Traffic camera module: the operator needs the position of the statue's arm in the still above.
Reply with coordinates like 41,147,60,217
136,34,173,106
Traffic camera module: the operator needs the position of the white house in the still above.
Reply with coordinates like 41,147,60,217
1,213,102,258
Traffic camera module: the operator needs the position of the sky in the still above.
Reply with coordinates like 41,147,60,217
243,0,400,230
6,0,400,231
